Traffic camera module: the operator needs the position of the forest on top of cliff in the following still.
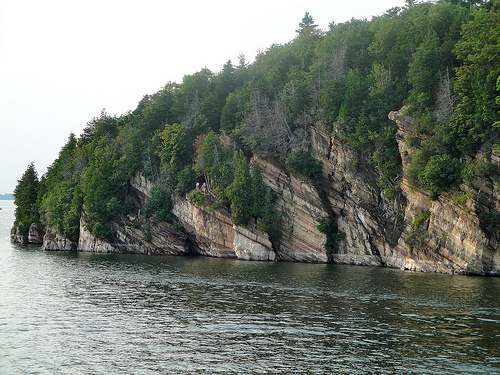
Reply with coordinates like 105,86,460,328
13,0,500,243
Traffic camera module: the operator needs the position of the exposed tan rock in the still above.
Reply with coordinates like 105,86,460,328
389,111,500,275
171,197,275,261
76,209,190,255
23,111,499,275
254,158,328,263
10,223,43,245
10,225,27,244
28,223,44,244
43,226,77,251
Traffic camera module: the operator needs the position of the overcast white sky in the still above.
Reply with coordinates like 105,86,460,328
0,0,407,194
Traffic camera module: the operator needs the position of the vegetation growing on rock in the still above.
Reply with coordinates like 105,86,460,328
13,0,500,254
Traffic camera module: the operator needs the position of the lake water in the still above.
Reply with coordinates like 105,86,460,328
0,200,499,374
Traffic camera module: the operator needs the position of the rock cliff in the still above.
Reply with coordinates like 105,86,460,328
388,111,500,275
13,112,500,275
10,223,43,245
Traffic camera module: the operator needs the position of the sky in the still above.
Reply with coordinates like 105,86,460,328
0,0,407,194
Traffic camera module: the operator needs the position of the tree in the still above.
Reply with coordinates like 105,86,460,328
228,151,252,226
195,131,232,196
296,12,318,35
418,154,461,197
453,1,500,152
285,150,323,180
13,162,40,232
408,33,441,113
159,122,193,191
143,186,172,222
250,163,267,218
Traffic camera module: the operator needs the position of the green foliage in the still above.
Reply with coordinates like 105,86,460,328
159,122,194,191
383,188,397,202
406,210,431,246
250,164,267,218
406,135,420,148
175,165,197,197
143,186,172,222
453,1,500,153
16,1,500,246
187,190,205,205
285,150,323,180
13,162,40,233
227,151,253,226
316,216,345,254
414,210,431,229
417,154,461,197
144,223,152,242
195,131,232,197
407,33,441,113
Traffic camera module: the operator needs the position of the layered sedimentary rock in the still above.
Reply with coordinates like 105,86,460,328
388,111,500,275
171,197,275,261
10,223,43,245
43,226,77,251
12,112,500,275
77,210,191,256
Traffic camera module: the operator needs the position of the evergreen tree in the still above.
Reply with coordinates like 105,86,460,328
228,151,252,226
251,163,267,218
13,162,40,232
296,12,318,35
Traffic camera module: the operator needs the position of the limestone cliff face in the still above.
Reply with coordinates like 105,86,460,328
10,223,43,245
311,126,401,266
77,210,191,255
388,111,500,275
43,226,77,251
171,197,275,261
254,159,328,263
14,114,499,275
41,172,275,261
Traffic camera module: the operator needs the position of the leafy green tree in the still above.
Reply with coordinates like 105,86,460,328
250,163,267,218
408,33,441,115
285,150,323,180
143,186,172,222
195,131,232,196
418,154,461,197
13,162,40,232
81,136,131,240
221,91,243,133
296,12,318,35
175,165,197,196
159,122,194,192
453,0,500,153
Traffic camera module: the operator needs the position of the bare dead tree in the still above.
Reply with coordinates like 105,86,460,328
434,69,456,124
244,91,294,160
329,43,348,81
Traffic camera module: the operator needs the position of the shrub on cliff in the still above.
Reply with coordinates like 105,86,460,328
418,154,461,199
143,186,172,222
285,150,322,180
316,216,345,254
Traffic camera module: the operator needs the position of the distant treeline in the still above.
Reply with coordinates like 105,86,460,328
13,0,500,240
0,193,13,200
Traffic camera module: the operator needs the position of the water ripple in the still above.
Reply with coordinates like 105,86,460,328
1,202,499,374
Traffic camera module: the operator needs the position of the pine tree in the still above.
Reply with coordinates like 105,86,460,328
228,151,252,226
13,162,40,232
251,163,267,218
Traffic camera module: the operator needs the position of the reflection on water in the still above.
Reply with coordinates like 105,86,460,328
0,200,499,374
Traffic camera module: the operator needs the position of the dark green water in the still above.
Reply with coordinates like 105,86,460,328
1,200,499,374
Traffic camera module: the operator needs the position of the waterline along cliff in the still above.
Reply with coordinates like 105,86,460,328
11,2,500,275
